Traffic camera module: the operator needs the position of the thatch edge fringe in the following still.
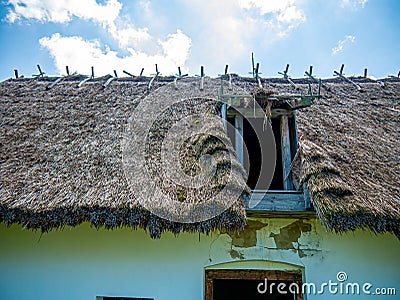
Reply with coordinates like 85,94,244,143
309,191,400,239
0,204,246,239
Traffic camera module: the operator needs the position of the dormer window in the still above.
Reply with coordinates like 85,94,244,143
219,83,318,212
226,111,298,191
219,85,313,193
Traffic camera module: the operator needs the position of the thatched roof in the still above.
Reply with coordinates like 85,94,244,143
1,75,399,238
0,76,248,238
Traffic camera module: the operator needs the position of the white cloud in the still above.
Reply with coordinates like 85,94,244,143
39,31,191,76
138,0,152,18
236,0,306,37
6,0,122,26
276,5,305,23
108,23,151,49
8,0,192,75
174,0,306,74
170,0,250,71
340,0,368,9
238,0,294,14
237,0,305,24
158,30,192,66
6,0,150,50
7,0,307,77
332,35,356,55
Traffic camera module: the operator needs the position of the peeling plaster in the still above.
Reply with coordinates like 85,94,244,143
269,220,312,257
213,218,322,264
222,220,267,248
229,249,245,260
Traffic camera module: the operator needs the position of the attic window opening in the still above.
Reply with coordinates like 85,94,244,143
226,111,297,191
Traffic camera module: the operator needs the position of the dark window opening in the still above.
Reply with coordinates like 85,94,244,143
242,117,283,190
288,115,298,161
213,279,296,300
242,117,263,190
270,117,284,190
205,269,303,300
227,114,295,191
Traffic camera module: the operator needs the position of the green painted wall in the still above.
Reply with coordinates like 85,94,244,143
0,218,399,299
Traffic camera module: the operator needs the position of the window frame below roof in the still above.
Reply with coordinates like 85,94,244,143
222,104,313,215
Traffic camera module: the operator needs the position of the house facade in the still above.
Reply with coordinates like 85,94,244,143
1,220,399,299
1,75,399,299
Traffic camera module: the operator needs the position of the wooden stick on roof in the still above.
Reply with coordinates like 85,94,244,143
252,62,262,88
218,65,232,90
104,74,117,88
148,64,160,90
78,66,94,88
173,66,188,90
33,64,45,78
278,64,297,89
305,66,330,92
333,64,362,91
123,70,134,77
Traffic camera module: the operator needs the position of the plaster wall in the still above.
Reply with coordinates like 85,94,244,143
0,218,399,300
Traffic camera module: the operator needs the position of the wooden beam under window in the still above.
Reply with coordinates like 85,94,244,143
246,191,310,212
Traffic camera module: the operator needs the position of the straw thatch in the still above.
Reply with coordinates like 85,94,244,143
1,74,399,238
295,80,400,237
0,76,248,238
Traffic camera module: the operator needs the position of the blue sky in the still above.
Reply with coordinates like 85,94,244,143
0,0,399,81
